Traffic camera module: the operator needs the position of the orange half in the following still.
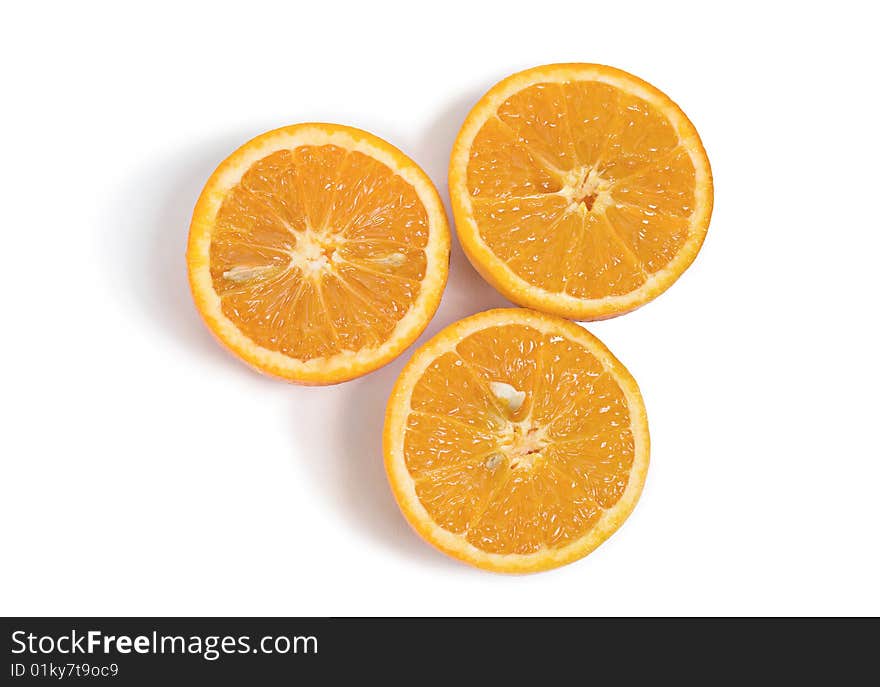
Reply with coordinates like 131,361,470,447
384,308,649,573
450,63,713,320
187,123,450,384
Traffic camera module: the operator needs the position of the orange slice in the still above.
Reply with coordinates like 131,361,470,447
450,63,713,320
384,308,649,573
187,123,450,384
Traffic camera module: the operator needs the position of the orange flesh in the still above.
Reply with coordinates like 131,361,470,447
467,81,697,295
209,146,429,360
403,325,634,555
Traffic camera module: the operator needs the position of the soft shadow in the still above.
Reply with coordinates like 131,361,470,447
331,357,457,568
103,129,268,375
330,89,513,567
409,85,515,327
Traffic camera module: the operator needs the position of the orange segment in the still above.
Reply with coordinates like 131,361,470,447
472,195,575,293
384,308,649,573
466,117,562,199
563,81,621,167
450,63,713,320
188,123,450,384
497,82,579,171
464,465,603,554
564,213,648,299
409,352,508,434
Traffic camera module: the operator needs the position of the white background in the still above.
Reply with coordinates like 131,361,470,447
2,0,878,616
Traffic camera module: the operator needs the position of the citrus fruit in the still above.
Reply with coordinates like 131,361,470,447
450,63,713,320
187,123,450,384
384,308,649,573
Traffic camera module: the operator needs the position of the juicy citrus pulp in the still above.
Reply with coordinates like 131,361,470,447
450,63,713,320
384,308,649,572
188,123,450,384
